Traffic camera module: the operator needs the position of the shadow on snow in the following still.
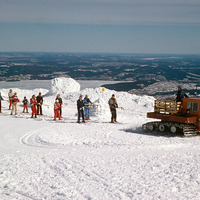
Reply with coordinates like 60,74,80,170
123,127,182,138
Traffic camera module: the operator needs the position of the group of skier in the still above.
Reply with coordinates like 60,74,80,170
1,89,45,118
77,93,119,123
0,85,190,123
29,94,44,118
0,88,120,123
77,94,93,123
76,86,187,123
0,89,95,122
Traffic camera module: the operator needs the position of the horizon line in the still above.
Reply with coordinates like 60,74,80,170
0,51,200,56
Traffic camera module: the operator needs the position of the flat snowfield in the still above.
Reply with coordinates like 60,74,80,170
0,78,200,200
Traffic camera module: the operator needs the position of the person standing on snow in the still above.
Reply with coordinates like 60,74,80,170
22,96,29,113
77,95,85,123
84,95,93,120
36,92,43,115
56,94,63,117
30,95,38,118
0,92,4,113
108,94,118,123
8,89,13,110
11,92,20,115
54,99,61,121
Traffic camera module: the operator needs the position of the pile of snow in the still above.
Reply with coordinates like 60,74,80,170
77,87,154,119
51,77,80,97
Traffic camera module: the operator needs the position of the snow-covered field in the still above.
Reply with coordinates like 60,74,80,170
0,78,200,200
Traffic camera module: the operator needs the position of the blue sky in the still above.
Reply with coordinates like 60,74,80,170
0,0,200,54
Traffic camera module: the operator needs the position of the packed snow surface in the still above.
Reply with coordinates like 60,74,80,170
0,78,200,200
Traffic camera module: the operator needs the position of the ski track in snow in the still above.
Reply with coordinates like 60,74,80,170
1,115,200,200
1,78,200,200
4,116,200,200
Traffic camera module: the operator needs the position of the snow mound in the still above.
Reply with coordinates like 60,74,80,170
80,87,155,112
51,77,80,96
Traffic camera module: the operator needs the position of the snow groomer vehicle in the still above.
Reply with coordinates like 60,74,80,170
142,98,200,136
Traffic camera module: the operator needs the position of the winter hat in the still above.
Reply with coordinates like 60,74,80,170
178,85,183,89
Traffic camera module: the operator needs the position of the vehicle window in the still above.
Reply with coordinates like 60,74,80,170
187,102,199,112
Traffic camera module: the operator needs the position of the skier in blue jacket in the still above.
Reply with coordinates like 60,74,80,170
84,95,93,120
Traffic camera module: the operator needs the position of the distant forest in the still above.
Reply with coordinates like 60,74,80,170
0,52,200,94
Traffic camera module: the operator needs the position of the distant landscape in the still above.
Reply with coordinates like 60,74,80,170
0,52,200,98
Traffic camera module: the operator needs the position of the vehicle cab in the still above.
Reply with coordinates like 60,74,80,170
181,98,200,130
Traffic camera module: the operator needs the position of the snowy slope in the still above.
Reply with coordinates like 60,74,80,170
0,78,200,200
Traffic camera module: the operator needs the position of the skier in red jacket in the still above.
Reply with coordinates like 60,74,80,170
54,99,61,121
30,95,38,118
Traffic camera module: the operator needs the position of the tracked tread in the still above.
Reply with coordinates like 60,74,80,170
142,121,198,137
183,124,197,137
